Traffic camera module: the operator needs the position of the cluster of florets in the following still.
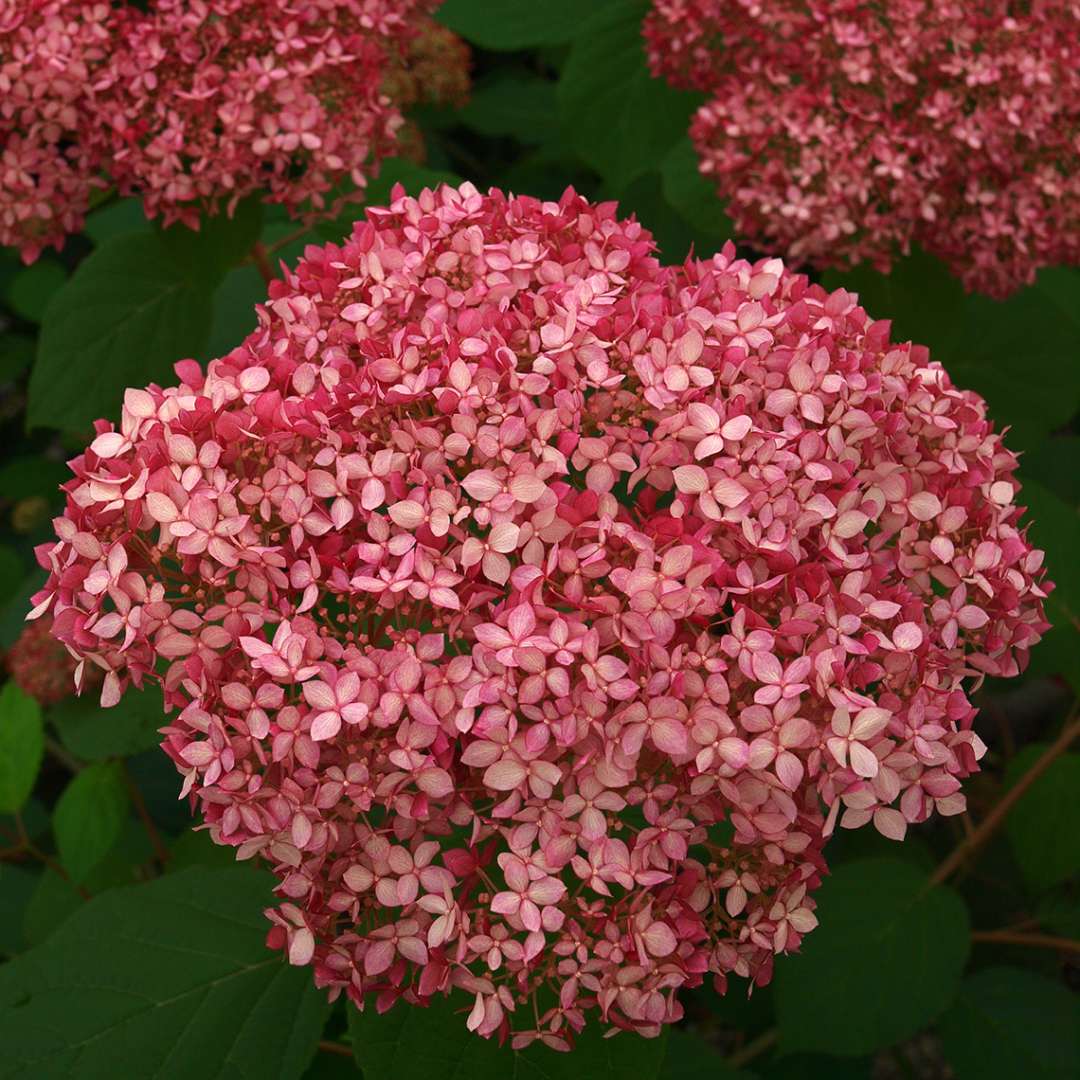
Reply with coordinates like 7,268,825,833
644,0,1080,297
6,616,91,705
0,0,449,257
0,1,112,262
33,185,1049,1048
380,13,472,165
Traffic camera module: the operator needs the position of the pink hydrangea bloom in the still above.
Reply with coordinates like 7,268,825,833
94,0,433,230
33,184,1049,1048
644,0,1080,297
0,0,112,262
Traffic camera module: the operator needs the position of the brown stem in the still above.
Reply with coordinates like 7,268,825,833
123,762,172,867
250,241,275,285
16,813,91,900
317,1040,353,1059
44,735,81,774
971,930,1080,954
931,711,1080,886
267,225,314,255
727,1027,778,1070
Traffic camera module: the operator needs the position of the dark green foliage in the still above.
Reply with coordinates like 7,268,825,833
0,5,1076,1079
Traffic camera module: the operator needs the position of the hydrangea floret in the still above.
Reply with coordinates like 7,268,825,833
644,0,1080,297
0,0,451,257
0,0,112,262
33,184,1049,1048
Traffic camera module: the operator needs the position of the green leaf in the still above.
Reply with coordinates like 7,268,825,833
774,858,969,1056
0,681,44,813
1003,747,1080,892
349,989,668,1079
938,968,1079,1080
0,334,35,383
53,762,130,883
202,265,266,360
0,866,330,1079
159,197,265,281
660,137,735,245
0,456,70,503
661,1029,753,1079
458,73,559,144
557,0,702,192
436,0,587,49
0,864,38,957
5,259,67,323
83,198,151,245
27,232,216,431
50,683,165,761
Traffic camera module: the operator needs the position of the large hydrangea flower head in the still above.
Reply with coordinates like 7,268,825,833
644,0,1080,297
95,0,436,230
34,184,1049,1048
0,0,112,261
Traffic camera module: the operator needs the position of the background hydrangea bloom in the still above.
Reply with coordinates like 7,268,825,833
0,0,112,261
0,0,459,256
34,185,1049,1048
644,0,1080,297
95,0,435,230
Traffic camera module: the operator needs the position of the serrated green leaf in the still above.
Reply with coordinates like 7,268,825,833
0,681,44,813
938,968,1079,1080
201,265,266,361
83,197,151,245
27,232,216,431
5,259,67,323
0,866,330,1079
1003,747,1080,892
775,858,969,1056
0,334,34,383
458,73,558,144
349,989,668,1079
50,683,165,761
660,137,735,245
661,1029,753,1079
158,197,265,281
0,864,38,957
436,0,587,49
53,762,130,883
557,0,702,192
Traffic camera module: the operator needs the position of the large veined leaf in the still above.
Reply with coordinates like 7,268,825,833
557,0,702,193
52,762,130,884
937,968,1079,1080
1003,747,1080,892
50,683,166,762
0,682,44,814
349,989,668,1080
774,858,969,1055
0,866,329,1079
27,232,216,431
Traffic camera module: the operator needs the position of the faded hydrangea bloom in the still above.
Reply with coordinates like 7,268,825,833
645,0,1080,297
0,0,448,256
33,185,1049,1048
0,0,112,261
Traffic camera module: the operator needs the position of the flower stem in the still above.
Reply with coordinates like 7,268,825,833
123,762,172,868
250,241,275,285
728,1027,778,1069
971,929,1080,954
317,1040,353,1058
